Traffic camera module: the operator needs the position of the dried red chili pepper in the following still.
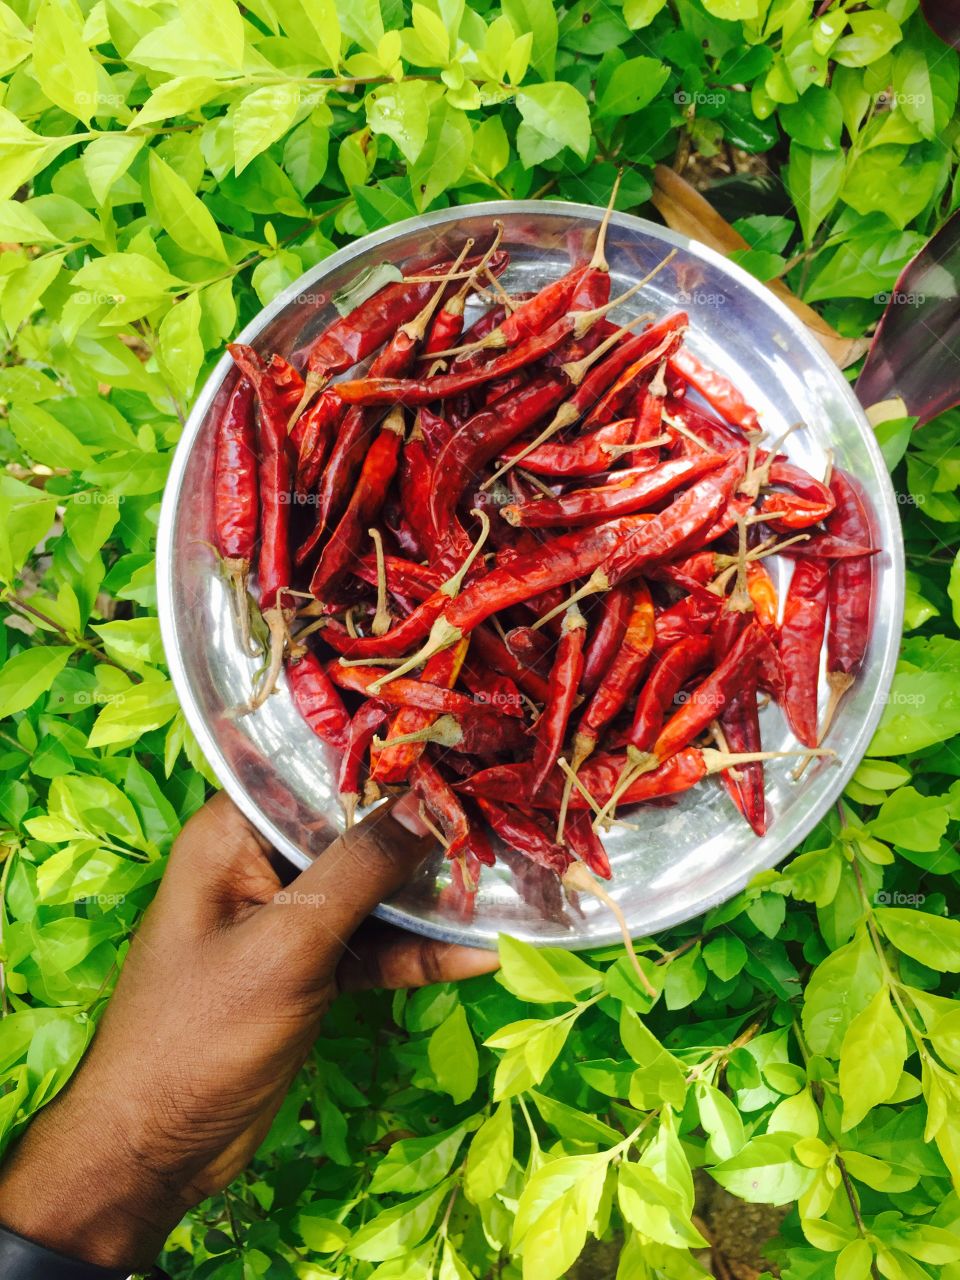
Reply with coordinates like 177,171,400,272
668,347,760,430
474,798,572,875
580,584,632,698
331,663,498,719
499,417,636,478
779,559,829,748
564,811,611,879
629,634,713,753
530,604,587,796
214,376,258,654
717,669,766,836
572,581,655,770
412,756,472,857
228,344,294,709
310,405,406,598
501,453,725,529
338,701,389,826
286,650,351,751
822,470,872,733
371,637,470,785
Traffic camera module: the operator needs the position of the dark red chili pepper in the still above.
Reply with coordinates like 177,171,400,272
287,650,351,751
296,246,508,407
214,376,258,653
824,471,872,730
651,621,763,763
581,325,685,430
500,418,636,478
412,756,472,857
338,700,389,825
459,658,524,719
351,553,443,601
781,533,877,559
572,581,655,768
779,559,829,748
653,591,722,655
331,663,497,719
564,811,611,879
471,625,551,703
580,585,632,698
501,453,725,529
295,388,344,490
268,353,305,419
530,605,587,796
629,634,713,753
310,406,406,598
397,417,435,555
718,668,765,836
228,344,294,708
504,625,551,672
429,370,571,561
746,561,778,632
668,347,760,430
474,798,572,875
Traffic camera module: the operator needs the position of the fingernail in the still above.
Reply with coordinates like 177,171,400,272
391,791,431,837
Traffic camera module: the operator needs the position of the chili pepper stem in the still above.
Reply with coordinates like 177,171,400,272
531,569,609,632
819,670,854,744
373,714,463,752
588,168,622,274
594,747,658,830
662,411,714,454
363,779,381,807
341,791,358,828
368,528,392,636
288,370,327,430
555,735,597,841
701,746,836,773
563,310,656,380
245,605,291,713
418,802,450,850
222,557,258,657
367,617,463,692
399,240,474,343
601,433,671,458
481,402,579,490
563,860,655,995
727,516,753,613
740,422,801,498
441,508,492,598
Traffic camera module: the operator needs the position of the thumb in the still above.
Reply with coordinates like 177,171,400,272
258,796,434,967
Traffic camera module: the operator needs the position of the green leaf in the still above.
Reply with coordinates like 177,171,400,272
129,76,220,128
870,786,953,853
802,927,884,1056
618,1162,707,1248
779,85,843,149
369,1119,476,1195
597,56,670,118
87,679,179,748
497,935,599,1003
623,0,667,29
81,135,144,206
0,648,73,718
785,144,845,243
696,1083,746,1161
367,81,436,164
512,1154,608,1280
876,907,960,973
347,1178,452,1261
702,934,748,981
158,292,205,401
8,404,94,471
833,11,901,68
148,151,227,261
408,101,472,211
233,85,301,176
502,0,558,78
0,474,59,585
516,82,591,166
620,1009,686,1109
427,1005,478,1104
464,1101,514,1203
32,0,99,124
710,1132,814,1204
839,986,906,1129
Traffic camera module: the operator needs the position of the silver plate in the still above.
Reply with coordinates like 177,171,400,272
157,202,904,950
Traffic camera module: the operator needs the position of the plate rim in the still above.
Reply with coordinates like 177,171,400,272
157,199,905,949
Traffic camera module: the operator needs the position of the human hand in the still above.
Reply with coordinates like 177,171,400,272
0,792,497,1272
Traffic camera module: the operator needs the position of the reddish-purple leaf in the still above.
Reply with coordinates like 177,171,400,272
920,0,960,48
856,210,960,426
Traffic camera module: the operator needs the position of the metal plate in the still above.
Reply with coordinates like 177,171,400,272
157,202,904,949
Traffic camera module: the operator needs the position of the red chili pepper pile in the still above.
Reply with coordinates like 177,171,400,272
214,209,876,919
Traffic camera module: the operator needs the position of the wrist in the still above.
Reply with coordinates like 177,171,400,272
0,1082,184,1272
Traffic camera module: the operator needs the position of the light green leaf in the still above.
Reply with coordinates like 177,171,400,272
696,1083,746,1161
158,292,205,400
464,1101,514,1203
367,81,437,164
408,100,472,211
870,786,953,853
618,1162,707,1248
597,56,669,118
347,1178,452,1261
497,934,599,1003
0,474,59,584
785,144,845,243
0,647,73,718
32,0,99,124
87,679,180,748
0,200,58,244
369,1119,476,1195
9,404,94,471
839,986,906,1129
877,907,960,973
516,82,590,166
623,0,668,29
81,134,143,206
233,84,301,176
148,151,226,261
427,1005,478,1104
710,1132,814,1204
129,76,220,129
802,927,883,1056
181,0,245,67
833,11,901,68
